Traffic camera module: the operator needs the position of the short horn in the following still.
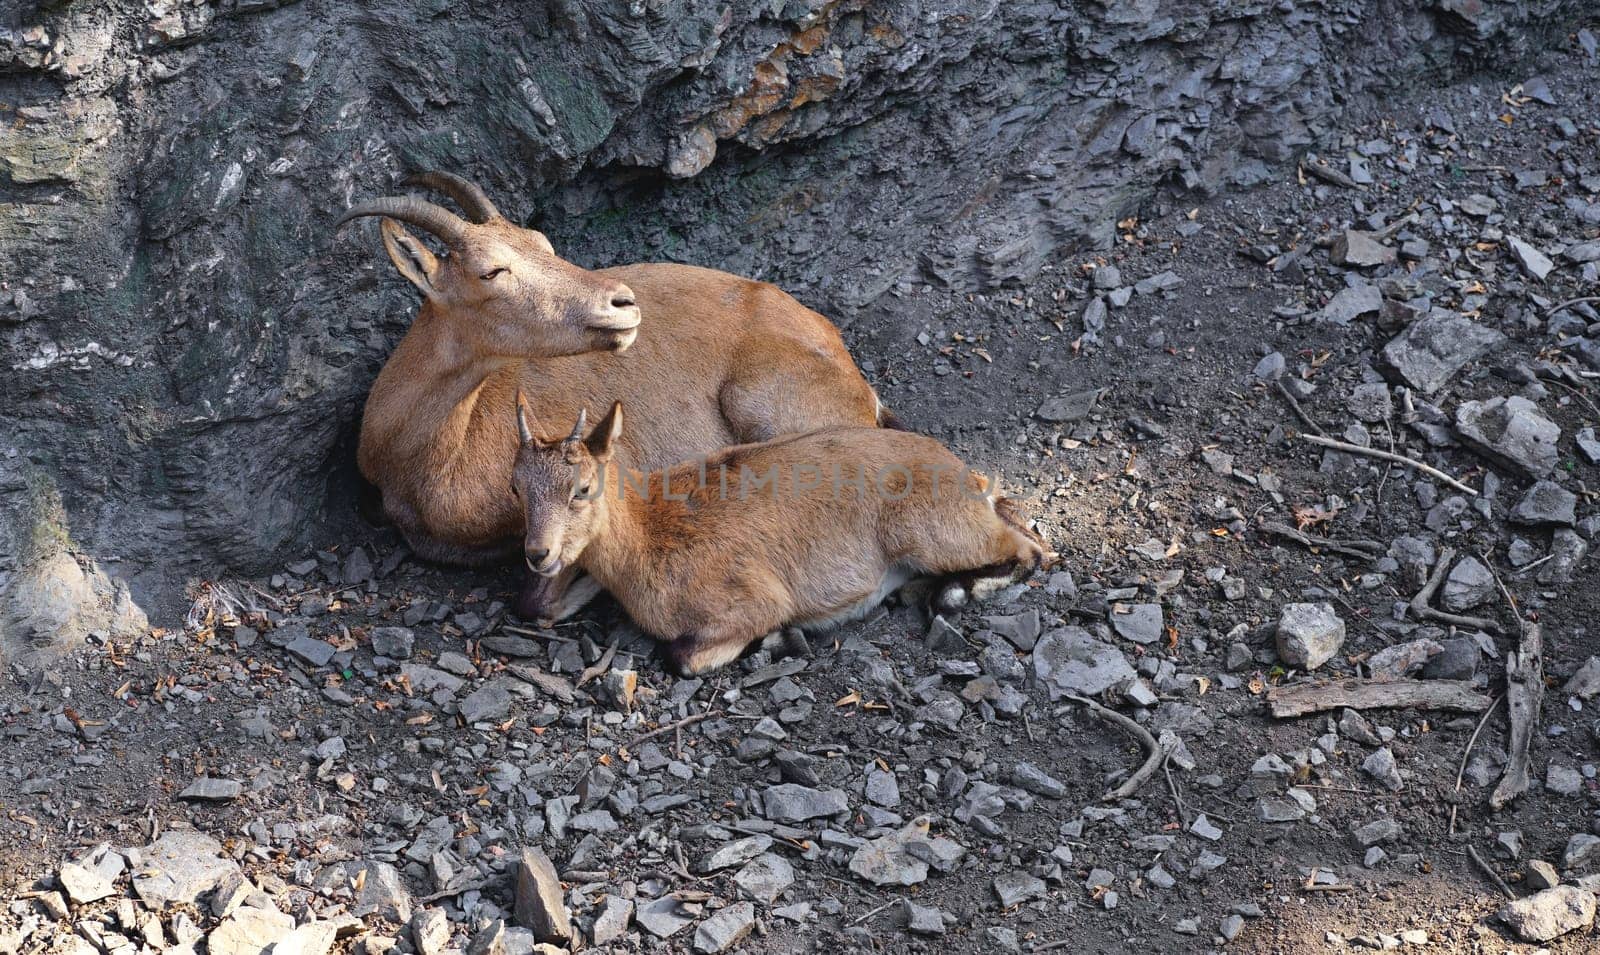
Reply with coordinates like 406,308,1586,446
404,171,502,223
567,408,588,444
516,400,534,445
334,196,469,244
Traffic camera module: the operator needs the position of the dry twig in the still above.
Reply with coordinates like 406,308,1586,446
1274,380,1327,436
1409,546,1501,632
1258,520,1383,562
1467,844,1516,900
625,710,717,750
1063,693,1165,801
1299,433,1477,496
1448,695,1503,834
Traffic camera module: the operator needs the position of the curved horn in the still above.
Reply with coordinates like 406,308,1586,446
334,197,469,245
567,408,588,444
404,171,502,223
516,400,534,445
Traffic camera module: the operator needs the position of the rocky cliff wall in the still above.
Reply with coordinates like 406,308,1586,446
0,0,1590,657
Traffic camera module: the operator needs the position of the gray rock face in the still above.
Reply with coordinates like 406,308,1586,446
3,0,1591,622
1455,396,1561,478
1316,284,1383,324
1381,314,1506,394
1032,627,1137,698
1498,886,1596,942
1276,603,1345,671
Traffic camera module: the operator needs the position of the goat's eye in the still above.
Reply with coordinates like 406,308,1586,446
574,485,592,500
480,267,508,280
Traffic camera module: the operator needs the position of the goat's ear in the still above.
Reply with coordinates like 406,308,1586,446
585,402,623,460
380,218,440,297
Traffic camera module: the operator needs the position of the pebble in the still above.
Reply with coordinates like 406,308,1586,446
370,626,414,659
696,836,771,873
1565,833,1600,869
1032,627,1137,698
1382,314,1505,395
56,863,113,905
1190,814,1224,841
589,897,634,946
1508,236,1555,280
1547,764,1583,795
1527,860,1561,891
993,870,1046,907
1455,396,1561,478
179,777,243,802
1511,480,1578,526
132,832,241,909
458,680,514,724
1351,817,1402,847
1440,556,1495,612
899,899,946,936
1010,761,1067,798
1220,913,1244,941
513,847,572,945
733,854,793,904
1362,747,1404,792
1110,603,1163,644
1276,603,1345,671
1498,886,1596,942
208,907,295,955
635,896,693,939
691,902,755,953
761,784,848,823
285,635,336,667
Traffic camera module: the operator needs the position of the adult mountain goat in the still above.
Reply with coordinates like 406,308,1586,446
341,172,893,621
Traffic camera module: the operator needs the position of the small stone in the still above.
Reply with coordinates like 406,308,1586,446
1362,747,1404,792
1567,657,1600,698
992,870,1046,907
1032,627,1137,698
761,784,847,823
1382,315,1505,394
983,610,1042,650
899,899,946,936
692,902,755,953
1577,428,1600,465
1330,230,1396,267
1190,814,1223,841
1547,765,1583,796
697,836,772,874
1010,762,1066,798
1339,709,1381,745
1220,913,1244,942
1455,396,1561,478
924,615,967,655
1421,636,1479,681
589,896,633,945
1253,352,1286,380
57,862,114,905
1317,284,1383,324
1347,383,1393,423
1110,603,1163,644
1351,817,1402,847
1527,860,1561,891
1035,388,1104,423
409,909,449,955
514,847,573,945
285,635,336,667
1441,557,1495,612
178,777,242,802
1565,833,1600,869
208,908,296,955
1508,236,1555,281
459,680,514,724
370,627,414,659
733,854,793,905
1498,886,1596,942
635,896,693,938
1496,831,1524,860
1276,603,1345,671
1511,481,1578,526
132,832,242,908
352,861,412,923
1367,639,1442,680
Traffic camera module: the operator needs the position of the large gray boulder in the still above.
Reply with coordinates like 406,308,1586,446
3,0,1591,621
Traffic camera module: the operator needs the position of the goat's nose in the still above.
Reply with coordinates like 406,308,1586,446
609,285,637,311
526,548,550,567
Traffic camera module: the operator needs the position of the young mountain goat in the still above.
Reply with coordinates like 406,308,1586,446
512,400,1048,674
340,172,891,623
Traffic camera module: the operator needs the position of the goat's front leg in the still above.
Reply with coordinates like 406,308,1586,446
513,565,602,626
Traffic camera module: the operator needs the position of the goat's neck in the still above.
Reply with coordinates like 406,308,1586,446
405,316,513,456
580,460,659,588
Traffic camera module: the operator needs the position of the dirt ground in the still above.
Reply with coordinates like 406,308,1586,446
4,39,1599,955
